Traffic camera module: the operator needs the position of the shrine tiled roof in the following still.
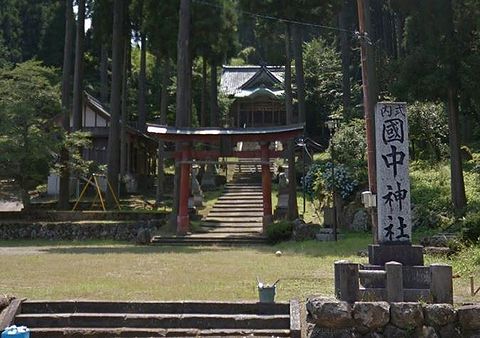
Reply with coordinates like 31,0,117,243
220,65,284,97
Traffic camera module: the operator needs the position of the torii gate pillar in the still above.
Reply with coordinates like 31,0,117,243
177,142,191,235
261,142,272,231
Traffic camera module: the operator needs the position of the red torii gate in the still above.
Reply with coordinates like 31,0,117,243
147,123,304,235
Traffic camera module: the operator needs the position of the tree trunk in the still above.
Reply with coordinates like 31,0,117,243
171,0,191,226
72,0,85,132
100,44,109,104
200,56,207,127
58,0,74,210
106,0,125,207
156,57,170,204
364,0,379,107
285,23,298,221
394,12,404,58
120,34,128,179
292,24,306,124
447,87,467,213
444,0,467,215
338,0,352,117
210,59,219,127
138,32,147,132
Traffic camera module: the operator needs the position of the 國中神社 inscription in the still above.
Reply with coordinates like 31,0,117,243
375,102,411,243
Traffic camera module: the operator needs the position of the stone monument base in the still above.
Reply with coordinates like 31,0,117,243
368,243,424,266
273,194,288,219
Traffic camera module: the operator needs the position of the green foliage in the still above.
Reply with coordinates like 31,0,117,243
0,60,61,203
462,212,480,243
330,118,367,184
266,220,293,244
410,161,453,218
303,38,342,134
0,0,65,66
408,101,448,161
53,131,95,179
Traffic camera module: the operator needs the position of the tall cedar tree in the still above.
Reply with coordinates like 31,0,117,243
58,0,74,210
72,0,85,132
106,0,125,207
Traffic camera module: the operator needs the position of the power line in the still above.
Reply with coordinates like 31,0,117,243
192,0,356,34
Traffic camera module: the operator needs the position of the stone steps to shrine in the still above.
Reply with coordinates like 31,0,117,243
152,178,266,246
11,300,300,337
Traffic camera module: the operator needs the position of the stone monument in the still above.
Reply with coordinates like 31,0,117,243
333,102,453,304
191,164,204,208
369,102,423,266
274,166,289,219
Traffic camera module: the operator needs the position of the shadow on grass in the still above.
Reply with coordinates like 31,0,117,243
43,245,236,255
0,231,374,258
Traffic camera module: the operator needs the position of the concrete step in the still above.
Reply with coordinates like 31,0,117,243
15,301,300,337
28,328,291,337
225,183,262,187
15,313,290,330
212,200,263,208
221,192,263,197
210,205,264,210
204,217,262,223
201,222,263,229
21,301,290,315
198,227,262,234
218,197,263,201
207,212,264,217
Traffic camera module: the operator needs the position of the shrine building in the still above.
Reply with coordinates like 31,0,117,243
220,65,286,128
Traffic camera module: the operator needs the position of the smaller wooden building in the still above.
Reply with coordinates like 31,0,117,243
78,93,157,178
220,65,286,127
48,93,157,195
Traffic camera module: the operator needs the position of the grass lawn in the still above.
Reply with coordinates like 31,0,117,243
1,233,479,305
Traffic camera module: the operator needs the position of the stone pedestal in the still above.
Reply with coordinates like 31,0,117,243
368,244,424,266
201,164,217,190
274,194,288,219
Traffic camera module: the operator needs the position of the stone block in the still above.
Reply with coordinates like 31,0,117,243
307,327,360,338
383,324,409,338
438,323,462,338
390,302,424,329
423,304,456,327
334,261,359,303
457,304,480,331
306,297,354,329
415,326,439,338
352,301,389,333
368,244,424,266
292,219,320,241
430,264,453,304
386,261,404,302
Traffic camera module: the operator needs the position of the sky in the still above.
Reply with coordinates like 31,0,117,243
73,4,92,33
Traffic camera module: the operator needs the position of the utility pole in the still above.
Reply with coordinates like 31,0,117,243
357,0,378,243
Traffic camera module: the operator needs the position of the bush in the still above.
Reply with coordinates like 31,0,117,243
266,221,293,244
304,162,358,204
462,212,480,243
330,118,367,184
408,101,448,161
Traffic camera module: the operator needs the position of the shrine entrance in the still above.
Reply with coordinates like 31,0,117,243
147,123,304,235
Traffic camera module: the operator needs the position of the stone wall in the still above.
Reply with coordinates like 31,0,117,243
0,220,162,241
0,296,13,313
307,297,480,338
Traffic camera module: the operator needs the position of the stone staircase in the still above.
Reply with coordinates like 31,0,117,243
151,160,269,246
11,300,300,337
